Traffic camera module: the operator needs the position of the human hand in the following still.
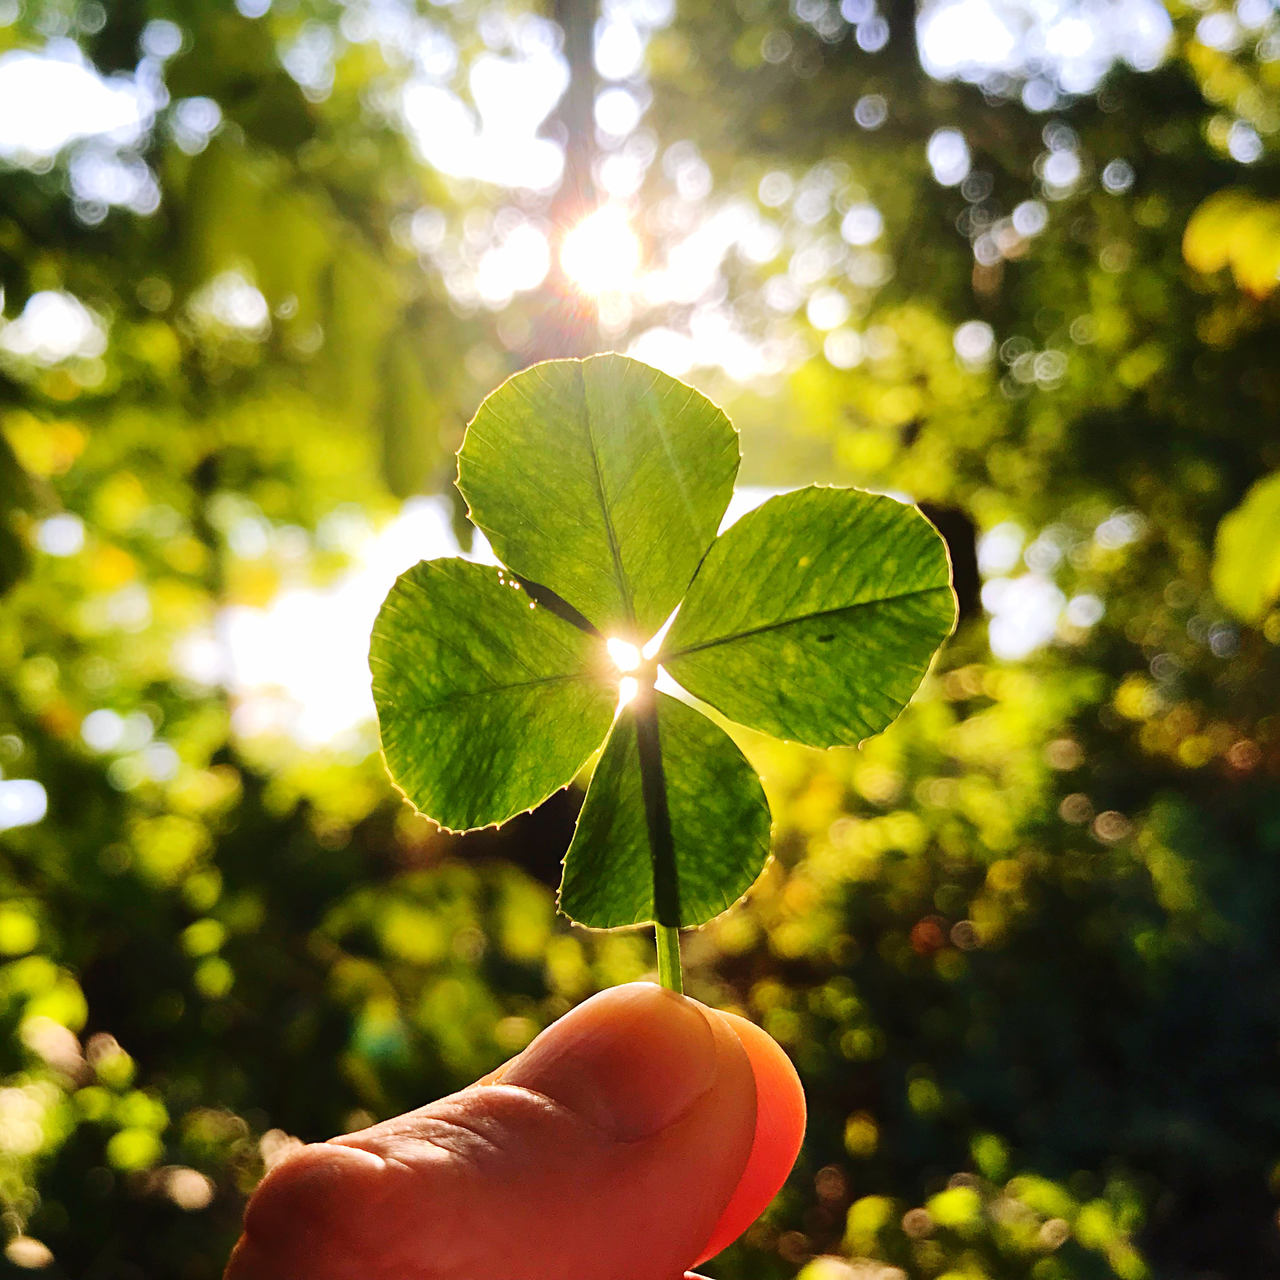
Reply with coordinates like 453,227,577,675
225,982,806,1280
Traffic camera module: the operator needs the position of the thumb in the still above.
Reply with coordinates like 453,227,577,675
226,983,803,1280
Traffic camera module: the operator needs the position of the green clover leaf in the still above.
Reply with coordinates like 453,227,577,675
370,354,957,990
455,354,739,640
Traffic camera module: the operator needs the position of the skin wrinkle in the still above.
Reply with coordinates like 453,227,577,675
339,1106,513,1168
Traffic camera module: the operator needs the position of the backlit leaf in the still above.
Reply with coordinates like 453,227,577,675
663,487,956,747
370,558,617,831
456,354,739,639
559,692,772,929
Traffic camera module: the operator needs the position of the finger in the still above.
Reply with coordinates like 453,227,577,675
224,1143,393,1278
226,983,758,1280
484,983,758,1276
692,1010,807,1264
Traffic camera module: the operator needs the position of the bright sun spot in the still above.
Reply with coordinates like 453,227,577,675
618,676,640,708
606,637,642,672
561,206,641,297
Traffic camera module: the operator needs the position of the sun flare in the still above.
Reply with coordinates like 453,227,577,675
606,636,642,672
617,675,640,708
561,206,642,297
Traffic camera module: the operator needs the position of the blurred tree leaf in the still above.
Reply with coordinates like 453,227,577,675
165,10,314,152
0,428,47,596
1212,471,1280,623
1183,189,1280,297
380,331,443,500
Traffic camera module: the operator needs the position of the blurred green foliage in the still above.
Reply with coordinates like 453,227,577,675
1,0,1279,1277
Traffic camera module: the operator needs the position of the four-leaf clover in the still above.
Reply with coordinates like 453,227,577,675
370,355,956,987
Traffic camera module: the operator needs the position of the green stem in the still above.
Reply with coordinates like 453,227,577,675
655,923,684,994
634,680,685,993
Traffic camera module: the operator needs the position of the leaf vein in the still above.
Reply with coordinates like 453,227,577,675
386,671,591,717
580,363,636,627
664,585,951,658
